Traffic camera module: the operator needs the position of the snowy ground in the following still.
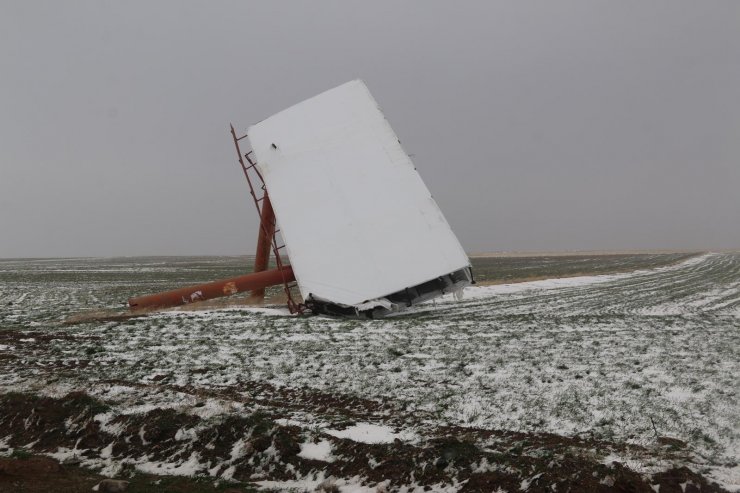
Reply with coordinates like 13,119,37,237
0,253,738,490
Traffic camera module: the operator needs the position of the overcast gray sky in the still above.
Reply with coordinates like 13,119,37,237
1,1,738,258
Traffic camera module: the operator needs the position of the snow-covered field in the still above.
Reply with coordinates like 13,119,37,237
0,253,738,490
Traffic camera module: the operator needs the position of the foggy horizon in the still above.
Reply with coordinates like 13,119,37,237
2,1,739,258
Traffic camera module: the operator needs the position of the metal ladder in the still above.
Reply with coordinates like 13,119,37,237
229,125,305,314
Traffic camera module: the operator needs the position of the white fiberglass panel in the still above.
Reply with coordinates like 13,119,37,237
247,80,469,306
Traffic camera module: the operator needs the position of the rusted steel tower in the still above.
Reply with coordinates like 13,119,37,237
127,128,302,312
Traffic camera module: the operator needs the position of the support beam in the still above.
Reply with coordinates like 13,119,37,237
128,266,294,310
250,193,276,300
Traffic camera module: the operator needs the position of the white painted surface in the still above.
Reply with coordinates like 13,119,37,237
248,80,469,306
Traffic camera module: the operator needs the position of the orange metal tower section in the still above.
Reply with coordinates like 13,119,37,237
126,127,302,313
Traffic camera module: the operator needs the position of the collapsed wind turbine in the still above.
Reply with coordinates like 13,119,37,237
128,80,472,318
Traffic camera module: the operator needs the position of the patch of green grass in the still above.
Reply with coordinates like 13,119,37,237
85,345,105,355
11,448,33,459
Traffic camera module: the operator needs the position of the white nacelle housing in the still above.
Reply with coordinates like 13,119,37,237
248,80,471,316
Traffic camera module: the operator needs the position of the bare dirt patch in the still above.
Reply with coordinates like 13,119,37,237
0,391,730,492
